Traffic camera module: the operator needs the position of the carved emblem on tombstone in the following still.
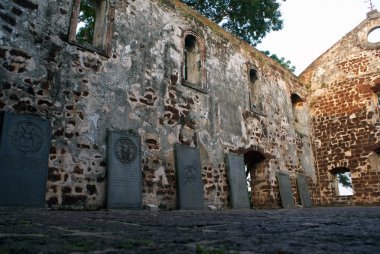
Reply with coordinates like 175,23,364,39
10,121,43,153
175,144,204,209
185,167,197,185
114,137,137,164
0,112,51,207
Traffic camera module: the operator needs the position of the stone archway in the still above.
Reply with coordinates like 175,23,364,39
244,150,266,207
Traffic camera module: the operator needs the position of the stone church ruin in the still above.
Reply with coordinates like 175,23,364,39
0,0,379,210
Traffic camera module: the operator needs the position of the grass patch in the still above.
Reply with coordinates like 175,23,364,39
0,249,11,254
142,239,154,247
119,239,154,250
118,241,136,250
196,244,226,254
69,242,94,252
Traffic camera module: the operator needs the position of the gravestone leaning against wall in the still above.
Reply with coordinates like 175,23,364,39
276,171,295,209
107,130,142,209
0,112,51,207
225,153,250,209
175,144,204,210
297,174,313,208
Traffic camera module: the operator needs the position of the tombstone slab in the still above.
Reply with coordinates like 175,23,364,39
175,144,204,210
225,154,250,209
296,174,313,208
276,171,295,209
0,112,51,207
107,131,142,209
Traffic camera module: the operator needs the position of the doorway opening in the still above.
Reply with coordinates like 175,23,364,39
244,150,266,206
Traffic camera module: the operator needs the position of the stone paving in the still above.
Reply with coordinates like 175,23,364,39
0,206,380,253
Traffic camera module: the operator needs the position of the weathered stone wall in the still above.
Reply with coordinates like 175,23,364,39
0,0,315,209
300,11,380,205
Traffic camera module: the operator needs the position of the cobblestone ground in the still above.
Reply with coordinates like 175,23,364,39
0,206,380,253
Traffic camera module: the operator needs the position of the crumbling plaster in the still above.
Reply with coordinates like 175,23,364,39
0,0,315,209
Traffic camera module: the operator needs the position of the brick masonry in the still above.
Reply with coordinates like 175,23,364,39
300,10,380,206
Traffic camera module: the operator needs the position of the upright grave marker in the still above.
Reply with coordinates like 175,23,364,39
175,144,204,210
107,131,142,209
225,153,250,209
276,171,295,209
0,112,51,207
296,174,313,208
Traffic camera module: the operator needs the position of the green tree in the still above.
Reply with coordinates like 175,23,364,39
337,172,352,189
261,50,296,73
76,0,96,44
180,0,284,45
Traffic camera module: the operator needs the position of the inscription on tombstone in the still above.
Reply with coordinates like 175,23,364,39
296,174,313,208
107,131,142,209
276,171,295,209
226,154,250,209
175,144,204,210
0,112,51,207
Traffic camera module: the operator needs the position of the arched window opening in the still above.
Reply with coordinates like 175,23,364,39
291,93,304,122
291,93,308,134
248,68,261,111
330,168,353,196
375,81,380,109
369,148,380,172
291,93,304,105
370,80,380,113
249,69,258,84
69,0,114,56
184,34,201,85
244,151,266,206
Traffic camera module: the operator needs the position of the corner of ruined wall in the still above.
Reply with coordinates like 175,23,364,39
304,11,380,206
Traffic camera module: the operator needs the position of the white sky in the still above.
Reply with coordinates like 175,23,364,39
257,0,380,75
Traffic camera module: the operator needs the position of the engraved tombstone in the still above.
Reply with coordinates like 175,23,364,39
0,112,51,207
107,131,142,209
276,171,295,209
296,174,313,208
175,144,204,210
226,153,250,209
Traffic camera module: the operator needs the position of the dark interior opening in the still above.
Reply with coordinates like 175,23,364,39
244,150,266,206
249,69,258,84
291,93,304,105
185,34,197,50
244,150,265,172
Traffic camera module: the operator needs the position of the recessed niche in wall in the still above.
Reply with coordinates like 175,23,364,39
184,34,201,85
368,27,380,43
248,68,263,113
369,148,380,172
291,93,308,135
181,31,207,93
249,69,258,83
